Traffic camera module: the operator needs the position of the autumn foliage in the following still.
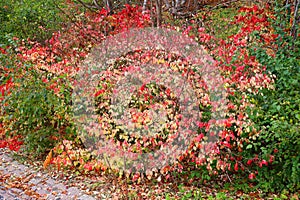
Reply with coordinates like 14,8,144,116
0,0,299,193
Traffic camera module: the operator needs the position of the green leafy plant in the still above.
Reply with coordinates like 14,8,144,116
2,65,76,157
0,0,67,44
245,1,300,192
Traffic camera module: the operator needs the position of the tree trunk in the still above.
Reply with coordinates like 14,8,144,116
155,0,162,27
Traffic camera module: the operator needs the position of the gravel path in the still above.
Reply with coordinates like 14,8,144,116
0,148,96,200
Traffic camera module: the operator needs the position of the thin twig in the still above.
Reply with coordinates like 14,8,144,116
93,0,102,9
76,0,98,12
209,0,239,11
226,170,232,183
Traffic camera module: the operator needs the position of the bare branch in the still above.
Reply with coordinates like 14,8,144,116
76,0,98,11
164,0,170,9
291,0,299,39
209,0,239,11
93,0,102,9
103,0,113,13
142,0,148,12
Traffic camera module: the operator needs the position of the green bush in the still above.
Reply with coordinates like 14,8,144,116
0,0,66,44
2,65,76,157
245,2,300,192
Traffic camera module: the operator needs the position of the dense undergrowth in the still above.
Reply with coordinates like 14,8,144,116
0,0,299,198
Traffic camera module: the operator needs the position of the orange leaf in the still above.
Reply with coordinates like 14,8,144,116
43,150,53,169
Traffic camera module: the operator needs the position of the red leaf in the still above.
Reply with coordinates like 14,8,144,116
259,160,268,168
247,159,253,165
0,140,7,148
84,163,93,171
234,162,239,171
94,89,105,97
248,173,256,180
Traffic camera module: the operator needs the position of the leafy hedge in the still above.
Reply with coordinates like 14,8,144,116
0,0,66,44
246,5,300,191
